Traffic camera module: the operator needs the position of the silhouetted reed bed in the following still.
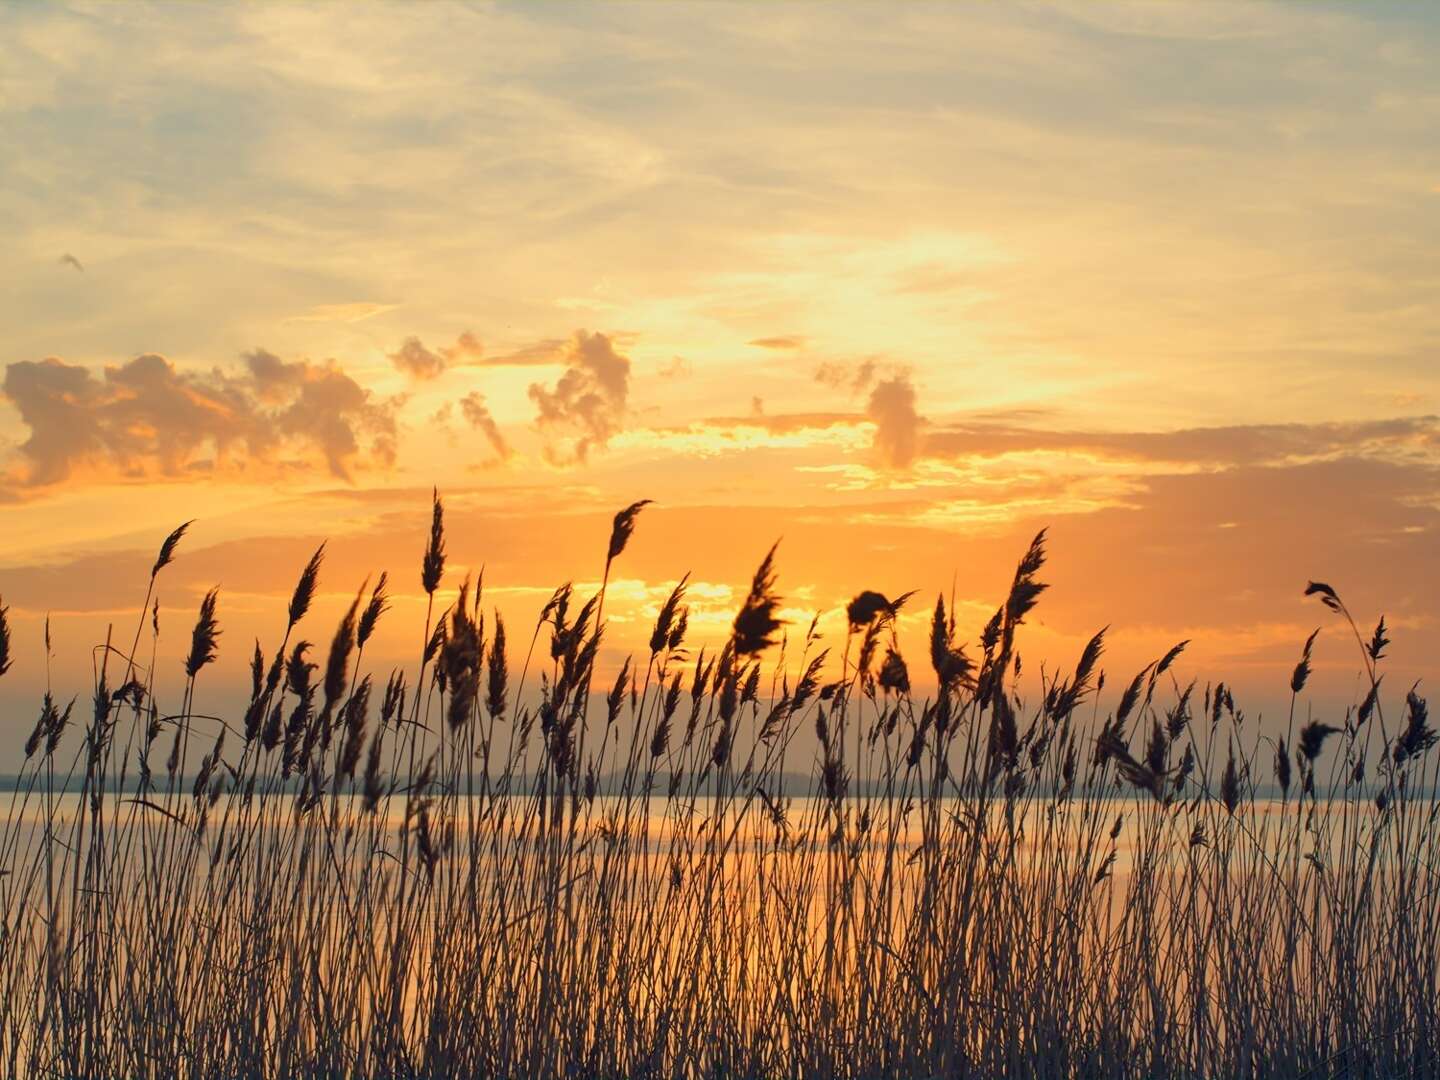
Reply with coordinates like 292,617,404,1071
0,493,1436,1078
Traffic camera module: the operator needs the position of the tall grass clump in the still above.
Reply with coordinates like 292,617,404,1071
0,497,1435,1078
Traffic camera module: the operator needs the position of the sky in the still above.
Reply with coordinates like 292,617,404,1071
1,1,1438,765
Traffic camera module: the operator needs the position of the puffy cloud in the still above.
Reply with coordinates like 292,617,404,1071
527,330,631,464
386,332,484,381
866,374,921,469
460,391,512,462
2,350,398,487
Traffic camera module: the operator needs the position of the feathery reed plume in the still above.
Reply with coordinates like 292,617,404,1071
1154,639,1189,680
606,657,631,726
278,641,316,763
1220,743,1242,815
338,675,372,778
1147,639,1188,702
733,542,784,657
442,594,482,731
847,591,891,629
288,544,325,629
415,803,439,880
1298,720,1341,763
1304,580,1343,612
151,520,193,579
320,587,363,725
650,575,689,655
240,640,268,743
45,696,74,756
486,613,508,721
422,488,446,596
358,571,390,649
361,729,385,812
249,639,264,701
791,650,827,716
1394,686,1436,764
668,606,688,652
425,617,447,668
1054,626,1106,721
184,588,221,679
23,693,59,759
652,672,682,759
1001,528,1048,653
1274,737,1292,796
607,499,652,563
1292,629,1320,694
0,595,11,678
1165,681,1194,739
380,669,406,727
1143,718,1169,776
1358,677,1382,727
1115,665,1152,729
1368,616,1390,662
987,689,1019,771
878,647,910,695
930,595,974,691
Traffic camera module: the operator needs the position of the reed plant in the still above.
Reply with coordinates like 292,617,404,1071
0,492,1434,1079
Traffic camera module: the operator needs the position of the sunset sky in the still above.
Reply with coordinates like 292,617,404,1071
2,2,1438,762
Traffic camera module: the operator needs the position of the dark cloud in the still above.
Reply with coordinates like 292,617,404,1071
867,374,922,469
2,350,399,487
59,253,84,274
460,391,512,462
386,332,484,381
527,330,631,464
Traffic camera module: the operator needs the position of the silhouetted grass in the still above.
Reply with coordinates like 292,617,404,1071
0,492,1435,1078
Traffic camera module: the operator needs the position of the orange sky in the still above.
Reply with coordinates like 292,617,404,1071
1,2,1437,765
